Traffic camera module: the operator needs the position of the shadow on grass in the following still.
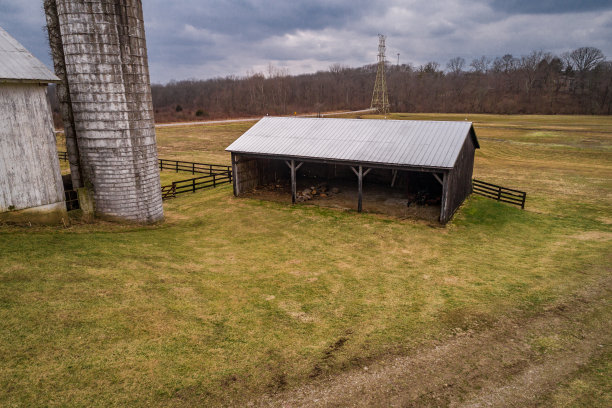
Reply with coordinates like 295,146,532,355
454,196,530,228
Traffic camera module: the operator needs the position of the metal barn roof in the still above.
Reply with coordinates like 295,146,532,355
226,117,479,169
0,26,59,84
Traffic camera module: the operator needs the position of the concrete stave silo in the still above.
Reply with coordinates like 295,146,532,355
45,0,163,223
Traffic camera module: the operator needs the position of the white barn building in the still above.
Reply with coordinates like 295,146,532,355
0,26,67,224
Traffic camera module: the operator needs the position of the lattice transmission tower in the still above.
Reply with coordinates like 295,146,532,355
370,34,390,115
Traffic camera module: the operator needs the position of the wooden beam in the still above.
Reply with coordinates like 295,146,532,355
433,173,444,185
391,169,398,187
285,160,303,170
233,153,449,173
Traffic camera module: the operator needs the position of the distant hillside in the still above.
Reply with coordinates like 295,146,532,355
49,47,611,126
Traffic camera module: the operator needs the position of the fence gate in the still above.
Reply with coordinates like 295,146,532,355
472,179,526,209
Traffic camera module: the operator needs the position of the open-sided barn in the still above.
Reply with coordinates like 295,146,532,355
0,26,66,224
226,117,479,223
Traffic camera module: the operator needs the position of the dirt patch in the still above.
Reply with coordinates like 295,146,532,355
251,276,612,407
569,231,612,241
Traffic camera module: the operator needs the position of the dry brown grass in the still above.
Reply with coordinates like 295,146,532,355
1,114,609,407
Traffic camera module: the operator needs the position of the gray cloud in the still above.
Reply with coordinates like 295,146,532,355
1,0,611,83
490,0,612,15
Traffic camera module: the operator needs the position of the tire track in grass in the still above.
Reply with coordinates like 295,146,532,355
250,275,611,407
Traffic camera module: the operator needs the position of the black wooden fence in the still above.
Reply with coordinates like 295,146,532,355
472,179,526,209
162,172,232,200
64,189,80,211
159,158,232,200
58,152,232,202
159,158,231,175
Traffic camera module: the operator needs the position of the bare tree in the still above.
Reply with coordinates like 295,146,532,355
492,54,518,73
470,56,490,73
419,61,441,74
520,50,551,93
568,47,605,72
446,57,465,75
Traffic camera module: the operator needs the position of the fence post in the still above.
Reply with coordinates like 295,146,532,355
176,161,178,173
228,169,232,182
497,186,501,201
160,159,163,171
192,178,195,193
521,193,526,210
209,164,213,175
213,173,216,187
192,163,195,174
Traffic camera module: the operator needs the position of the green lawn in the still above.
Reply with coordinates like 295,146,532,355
2,114,611,406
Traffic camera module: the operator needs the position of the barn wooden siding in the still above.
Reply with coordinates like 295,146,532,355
232,154,286,195
45,0,163,223
440,132,476,223
0,83,66,222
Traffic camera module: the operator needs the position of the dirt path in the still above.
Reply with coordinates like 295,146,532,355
153,109,375,128
251,276,611,407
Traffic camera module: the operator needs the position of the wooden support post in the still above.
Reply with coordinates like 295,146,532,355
351,166,371,212
231,153,238,196
286,160,297,204
285,160,303,204
358,166,363,212
391,169,398,187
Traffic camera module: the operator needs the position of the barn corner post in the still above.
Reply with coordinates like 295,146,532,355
231,153,238,196
44,0,164,224
439,172,449,224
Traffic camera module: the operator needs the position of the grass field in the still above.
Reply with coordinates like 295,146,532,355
2,114,611,406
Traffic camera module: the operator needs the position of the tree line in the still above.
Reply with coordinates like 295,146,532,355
50,46,611,125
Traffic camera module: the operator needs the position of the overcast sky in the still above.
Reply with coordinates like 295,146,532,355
1,0,611,84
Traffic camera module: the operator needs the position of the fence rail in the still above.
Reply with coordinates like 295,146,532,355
64,189,79,211
472,179,526,209
161,184,176,200
159,158,231,175
58,151,68,161
162,172,232,200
